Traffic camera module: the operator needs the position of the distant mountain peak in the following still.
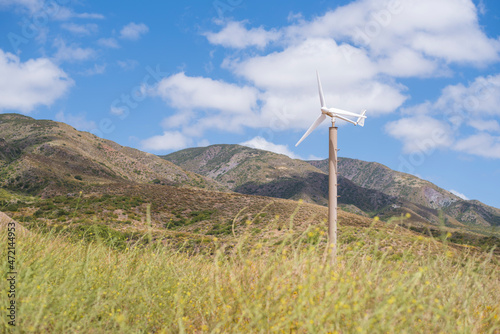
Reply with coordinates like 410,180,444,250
163,144,500,227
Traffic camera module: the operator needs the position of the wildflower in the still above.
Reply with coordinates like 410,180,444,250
373,216,380,221
405,213,411,218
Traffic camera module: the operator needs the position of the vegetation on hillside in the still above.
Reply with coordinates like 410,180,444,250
164,144,500,228
0,114,224,197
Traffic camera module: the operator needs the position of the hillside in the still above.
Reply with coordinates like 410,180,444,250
162,144,393,213
0,114,375,241
163,145,500,227
0,114,225,196
162,144,332,204
310,158,500,227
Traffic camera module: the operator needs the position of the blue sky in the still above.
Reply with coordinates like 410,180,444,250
1,0,500,208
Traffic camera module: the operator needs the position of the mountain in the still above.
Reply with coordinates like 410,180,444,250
309,157,500,227
2,113,498,229
0,114,225,197
161,145,412,218
1,114,379,244
309,158,460,209
162,144,392,213
162,144,331,204
163,145,500,227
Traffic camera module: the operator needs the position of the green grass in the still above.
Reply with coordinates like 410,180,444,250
1,217,499,333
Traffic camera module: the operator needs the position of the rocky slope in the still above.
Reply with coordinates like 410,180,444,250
164,145,500,227
162,144,331,204
0,114,224,197
309,158,500,227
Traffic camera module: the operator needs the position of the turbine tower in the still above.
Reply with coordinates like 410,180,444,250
295,71,366,263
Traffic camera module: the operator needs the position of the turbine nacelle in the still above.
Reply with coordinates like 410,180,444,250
295,71,367,147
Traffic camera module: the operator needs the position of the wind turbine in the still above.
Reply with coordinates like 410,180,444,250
295,71,367,263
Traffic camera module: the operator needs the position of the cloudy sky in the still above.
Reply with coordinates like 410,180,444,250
1,0,500,208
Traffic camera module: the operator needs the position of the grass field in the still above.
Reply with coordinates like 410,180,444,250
1,211,499,333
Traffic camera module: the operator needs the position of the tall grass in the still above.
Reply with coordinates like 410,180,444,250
1,220,499,333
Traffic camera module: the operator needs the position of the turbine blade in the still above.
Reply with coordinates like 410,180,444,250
317,71,326,108
295,114,326,147
356,109,367,127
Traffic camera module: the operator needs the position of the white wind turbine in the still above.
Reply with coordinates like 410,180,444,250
295,71,367,263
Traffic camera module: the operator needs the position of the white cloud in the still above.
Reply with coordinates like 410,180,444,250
226,37,407,130
98,38,120,49
55,111,96,131
151,0,500,160
140,131,192,151
154,72,259,114
449,189,469,200
389,73,500,159
120,22,149,40
0,1,104,20
52,9,105,21
205,21,281,49
0,49,73,113
53,39,95,62
478,0,486,15
110,106,125,116
208,0,499,71
117,59,138,70
75,12,104,19
0,0,42,13
240,136,300,159
469,119,500,132
385,115,454,153
80,64,106,76
435,74,500,118
160,111,193,129
61,23,98,35
376,48,438,77
454,133,500,159
286,0,499,66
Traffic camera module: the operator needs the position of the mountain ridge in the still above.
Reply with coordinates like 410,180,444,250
0,113,226,196
163,144,500,227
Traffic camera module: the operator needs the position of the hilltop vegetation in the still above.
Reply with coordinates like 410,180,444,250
163,144,500,228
